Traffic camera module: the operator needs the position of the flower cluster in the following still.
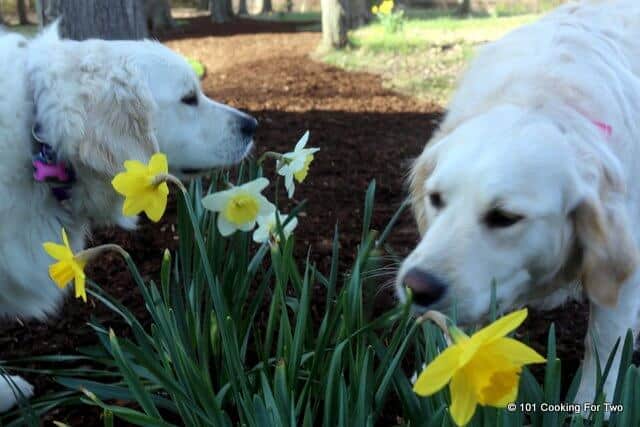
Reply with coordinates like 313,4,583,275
43,131,317,301
371,0,404,34
371,0,394,16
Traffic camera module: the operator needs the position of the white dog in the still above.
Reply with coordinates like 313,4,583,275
0,24,256,411
397,0,640,407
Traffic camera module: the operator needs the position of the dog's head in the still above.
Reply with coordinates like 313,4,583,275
128,40,256,178
396,104,639,323
26,25,255,225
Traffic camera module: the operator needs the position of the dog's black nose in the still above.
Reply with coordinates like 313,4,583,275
240,116,258,138
403,268,447,307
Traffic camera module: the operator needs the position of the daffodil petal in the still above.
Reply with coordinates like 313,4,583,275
43,242,71,261
485,337,546,366
157,182,169,197
112,172,148,196
61,228,71,249
202,192,231,212
449,371,478,426
413,345,462,396
284,217,298,236
74,270,87,302
149,153,168,174
244,177,270,193
284,173,295,198
470,308,528,346
122,194,148,217
294,131,310,151
217,215,236,237
258,197,276,216
253,227,270,243
145,192,168,222
237,219,257,232
123,160,146,173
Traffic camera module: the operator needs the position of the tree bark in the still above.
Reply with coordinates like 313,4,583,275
348,0,369,28
256,0,272,14
36,0,44,27
321,0,348,50
144,0,174,31
41,0,148,40
458,0,472,16
210,0,232,23
237,0,248,16
18,0,31,25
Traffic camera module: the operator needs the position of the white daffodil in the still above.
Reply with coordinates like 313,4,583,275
253,211,298,244
202,178,276,237
277,131,320,198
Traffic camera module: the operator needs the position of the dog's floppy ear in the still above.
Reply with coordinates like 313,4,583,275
573,189,640,307
409,143,439,235
28,39,158,176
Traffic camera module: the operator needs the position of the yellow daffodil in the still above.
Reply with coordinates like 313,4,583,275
413,309,545,426
253,211,298,244
201,177,276,237
111,153,170,222
277,131,320,198
379,0,394,15
371,5,379,13
43,228,88,302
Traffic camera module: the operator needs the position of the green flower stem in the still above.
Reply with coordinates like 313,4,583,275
76,244,130,264
152,173,187,193
257,151,285,166
417,310,453,345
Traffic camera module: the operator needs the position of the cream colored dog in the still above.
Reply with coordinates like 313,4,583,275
0,24,256,411
397,0,640,407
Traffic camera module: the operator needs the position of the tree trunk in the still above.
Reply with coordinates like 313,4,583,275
210,0,232,23
237,0,248,16
36,0,44,27
256,0,272,14
321,0,348,50
18,0,30,24
458,0,472,16
348,0,369,29
41,0,148,40
144,0,174,31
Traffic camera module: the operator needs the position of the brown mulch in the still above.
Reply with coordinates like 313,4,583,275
0,17,593,425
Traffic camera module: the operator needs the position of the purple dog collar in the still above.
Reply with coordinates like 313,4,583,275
31,124,75,201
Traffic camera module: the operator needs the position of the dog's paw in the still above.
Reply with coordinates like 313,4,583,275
117,215,139,230
0,375,34,412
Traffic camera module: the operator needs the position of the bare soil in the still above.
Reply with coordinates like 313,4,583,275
0,17,596,425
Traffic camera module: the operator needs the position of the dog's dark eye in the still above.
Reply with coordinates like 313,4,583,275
429,192,444,209
181,93,198,106
485,208,524,228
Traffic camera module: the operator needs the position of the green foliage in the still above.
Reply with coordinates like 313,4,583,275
2,159,640,426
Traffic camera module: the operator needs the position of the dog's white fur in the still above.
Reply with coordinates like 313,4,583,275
0,24,254,411
398,0,640,406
